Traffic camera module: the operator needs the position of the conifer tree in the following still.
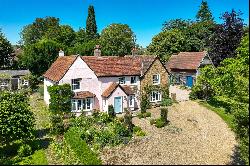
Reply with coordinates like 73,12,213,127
196,0,214,22
86,5,98,40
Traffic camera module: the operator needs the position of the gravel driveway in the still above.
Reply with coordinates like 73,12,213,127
100,101,238,165
169,85,191,102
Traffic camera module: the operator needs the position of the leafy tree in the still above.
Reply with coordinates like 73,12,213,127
68,40,97,56
86,5,98,40
208,10,244,66
196,0,214,22
0,30,13,69
0,91,35,145
147,29,185,61
75,28,87,44
162,19,192,31
99,23,135,56
20,17,60,45
19,39,64,76
47,84,74,114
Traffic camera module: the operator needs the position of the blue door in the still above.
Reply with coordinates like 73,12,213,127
114,97,122,113
186,76,193,87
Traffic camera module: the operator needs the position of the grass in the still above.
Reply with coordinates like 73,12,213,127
197,100,234,129
19,150,48,165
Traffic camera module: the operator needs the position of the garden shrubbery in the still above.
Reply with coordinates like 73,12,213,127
150,107,169,128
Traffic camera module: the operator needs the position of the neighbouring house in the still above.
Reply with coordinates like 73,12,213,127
166,51,213,87
0,70,30,91
43,48,169,116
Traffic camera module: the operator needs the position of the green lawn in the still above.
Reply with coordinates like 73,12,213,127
197,100,234,129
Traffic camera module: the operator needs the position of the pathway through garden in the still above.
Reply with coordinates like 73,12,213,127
101,101,239,165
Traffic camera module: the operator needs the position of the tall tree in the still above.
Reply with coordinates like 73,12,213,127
0,30,13,69
86,5,98,40
208,10,244,66
99,23,135,56
196,0,214,22
20,17,60,45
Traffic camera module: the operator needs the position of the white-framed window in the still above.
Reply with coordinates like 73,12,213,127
22,80,29,86
129,95,134,107
150,91,161,102
130,76,136,84
0,81,8,87
118,77,125,84
71,98,93,112
153,74,160,85
71,79,80,90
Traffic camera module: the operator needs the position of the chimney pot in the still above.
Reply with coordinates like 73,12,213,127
94,45,101,56
59,50,64,56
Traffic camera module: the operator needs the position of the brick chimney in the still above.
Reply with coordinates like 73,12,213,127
59,49,64,56
132,47,137,57
94,45,101,56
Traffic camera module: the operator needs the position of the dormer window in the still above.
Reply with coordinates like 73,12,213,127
118,77,125,84
71,79,81,90
153,74,160,85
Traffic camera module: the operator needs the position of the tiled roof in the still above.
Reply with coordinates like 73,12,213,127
82,55,156,77
102,82,135,98
43,56,77,82
73,91,95,99
166,51,207,71
43,55,158,81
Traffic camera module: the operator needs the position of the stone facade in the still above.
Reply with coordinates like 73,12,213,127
141,58,169,95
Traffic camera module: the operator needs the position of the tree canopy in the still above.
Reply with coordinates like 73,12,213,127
99,23,135,56
196,0,214,22
0,30,13,69
86,5,98,40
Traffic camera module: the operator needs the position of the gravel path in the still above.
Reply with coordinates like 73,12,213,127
100,101,238,165
169,85,191,102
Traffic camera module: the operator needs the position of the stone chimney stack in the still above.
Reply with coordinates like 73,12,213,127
132,47,137,57
94,45,101,56
59,49,64,56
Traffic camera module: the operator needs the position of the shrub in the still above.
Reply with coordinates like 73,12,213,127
140,94,150,113
50,114,64,135
133,126,142,133
160,107,168,123
0,91,35,145
108,105,116,118
137,113,144,119
124,109,133,132
145,112,151,117
95,112,110,124
117,116,124,123
113,121,130,138
81,127,96,144
19,149,48,165
150,118,156,125
161,98,173,107
135,130,146,137
64,127,102,165
18,144,32,157
137,112,151,119
155,118,165,128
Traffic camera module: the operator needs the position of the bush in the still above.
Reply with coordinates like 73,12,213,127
64,127,102,165
161,98,173,107
150,118,156,125
108,105,116,118
137,112,151,119
95,112,110,124
133,126,142,133
135,130,146,137
160,107,168,123
19,149,48,165
50,114,64,135
18,144,32,157
0,91,35,145
140,94,150,113
145,112,151,117
124,109,133,132
155,118,165,128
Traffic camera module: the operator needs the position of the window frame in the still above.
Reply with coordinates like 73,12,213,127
118,77,125,85
152,74,160,85
129,95,134,107
71,78,81,90
150,91,162,102
130,76,136,84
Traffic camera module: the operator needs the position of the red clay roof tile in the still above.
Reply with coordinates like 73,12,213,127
73,91,95,99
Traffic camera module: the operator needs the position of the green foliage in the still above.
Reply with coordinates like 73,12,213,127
17,144,32,157
155,118,165,128
140,94,150,113
48,84,73,113
123,109,134,132
50,114,64,135
133,126,146,137
99,23,135,56
0,29,13,69
196,0,214,22
20,39,65,76
108,105,116,118
19,150,48,165
150,118,156,125
64,127,102,165
161,98,173,107
137,112,151,119
86,5,98,40
68,39,97,55
160,107,169,123
0,91,35,145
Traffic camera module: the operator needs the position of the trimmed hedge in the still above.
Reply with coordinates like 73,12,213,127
64,128,102,165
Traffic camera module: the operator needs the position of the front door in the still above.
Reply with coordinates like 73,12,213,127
186,76,193,87
114,97,122,113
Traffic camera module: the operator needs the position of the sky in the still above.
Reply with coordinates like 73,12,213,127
0,0,249,47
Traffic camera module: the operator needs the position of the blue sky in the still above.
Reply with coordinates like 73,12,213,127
0,0,249,47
